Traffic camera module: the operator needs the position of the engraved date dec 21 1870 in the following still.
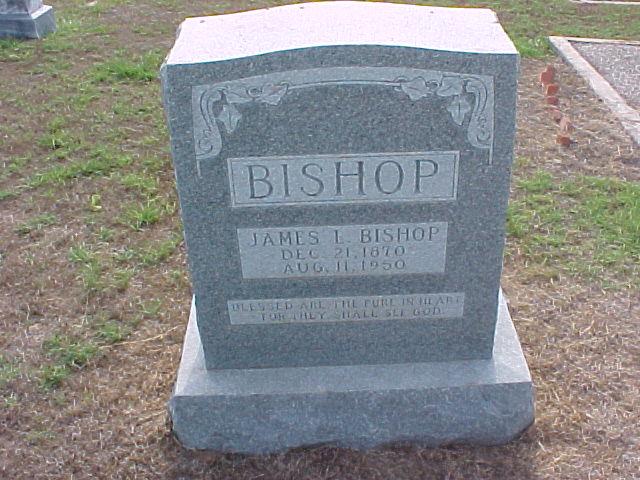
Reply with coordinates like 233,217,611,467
236,222,448,279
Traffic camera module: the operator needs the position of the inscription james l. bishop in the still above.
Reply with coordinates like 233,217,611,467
228,151,458,207
228,293,465,325
237,222,447,279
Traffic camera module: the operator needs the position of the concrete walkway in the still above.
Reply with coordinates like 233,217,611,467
549,36,640,145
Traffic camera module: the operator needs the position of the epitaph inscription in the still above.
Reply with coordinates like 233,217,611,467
237,222,447,279
228,292,465,325
228,151,458,207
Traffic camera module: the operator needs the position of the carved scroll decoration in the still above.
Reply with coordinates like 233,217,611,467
192,67,494,176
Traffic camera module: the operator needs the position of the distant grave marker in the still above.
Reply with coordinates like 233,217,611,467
0,0,55,39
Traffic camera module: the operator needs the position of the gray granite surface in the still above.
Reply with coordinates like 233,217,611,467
161,2,519,370
165,2,517,66
169,292,534,453
572,41,640,110
0,0,41,14
0,0,55,38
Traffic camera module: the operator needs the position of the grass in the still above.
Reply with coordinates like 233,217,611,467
119,172,158,195
28,148,133,188
137,234,182,265
90,50,164,83
40,335,100,389
0,189,18,200
95,321,130,344
507,172,640,286
121,201,164,230
68,244,105,292
111,267,135,291
0,38,35,62
15,213,57,235
36,116,82,157
422,0,640,57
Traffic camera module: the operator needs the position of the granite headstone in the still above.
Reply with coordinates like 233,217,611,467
161,1,534,453
0,0,55,39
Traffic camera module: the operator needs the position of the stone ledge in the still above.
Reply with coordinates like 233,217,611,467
169,292,534,453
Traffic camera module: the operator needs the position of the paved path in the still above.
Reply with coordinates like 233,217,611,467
572,41,640,110
549,36,640,145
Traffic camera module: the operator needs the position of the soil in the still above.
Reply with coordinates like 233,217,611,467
0,2,639,479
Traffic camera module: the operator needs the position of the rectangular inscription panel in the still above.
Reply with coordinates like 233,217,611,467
237,222,447,279
228,151,459,207
228,293,465,325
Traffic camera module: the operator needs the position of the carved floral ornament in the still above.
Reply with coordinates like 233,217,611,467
192,67,494,175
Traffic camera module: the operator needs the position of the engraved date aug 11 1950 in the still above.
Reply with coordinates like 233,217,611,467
237,222,448,279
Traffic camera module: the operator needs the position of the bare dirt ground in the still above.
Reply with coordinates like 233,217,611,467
1,1,639,479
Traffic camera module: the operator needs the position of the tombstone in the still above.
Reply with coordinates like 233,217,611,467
161,2,534,453
0,0,55,39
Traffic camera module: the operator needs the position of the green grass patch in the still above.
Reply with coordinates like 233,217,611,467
568,177,640,271
40,335,100,389
40,364,70,390
28,148,132,188
90,50,164,83
95,321,130,344
15,213,57,235
0,189,17,201
138,234,182,265
0,38,35,62
68,244,105,292
97,226,116,242
111,267,136,291
120,199,175,230
113,233,182,267
37,117,82,157
119,173,158,196
507,172,640,286
43,334,99,367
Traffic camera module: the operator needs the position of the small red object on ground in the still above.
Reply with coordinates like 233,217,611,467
545,84,559,96
545,96,559,106
556,134,571,147
539,65,555,85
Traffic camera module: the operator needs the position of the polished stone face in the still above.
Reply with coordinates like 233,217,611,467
162,2,519,370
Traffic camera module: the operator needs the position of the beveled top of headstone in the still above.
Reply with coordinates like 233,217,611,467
166,1,517,66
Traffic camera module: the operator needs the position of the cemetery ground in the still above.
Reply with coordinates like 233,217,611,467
0,0,638,478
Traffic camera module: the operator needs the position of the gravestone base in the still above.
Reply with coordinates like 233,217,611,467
0,5,55,39
169,291,534,453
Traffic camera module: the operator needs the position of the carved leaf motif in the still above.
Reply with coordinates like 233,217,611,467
437,76,464,97
447,95,472,126
257,83,288,105
224,86,253,104
217,103,242,134
197,126,222,159
400,77,431,101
